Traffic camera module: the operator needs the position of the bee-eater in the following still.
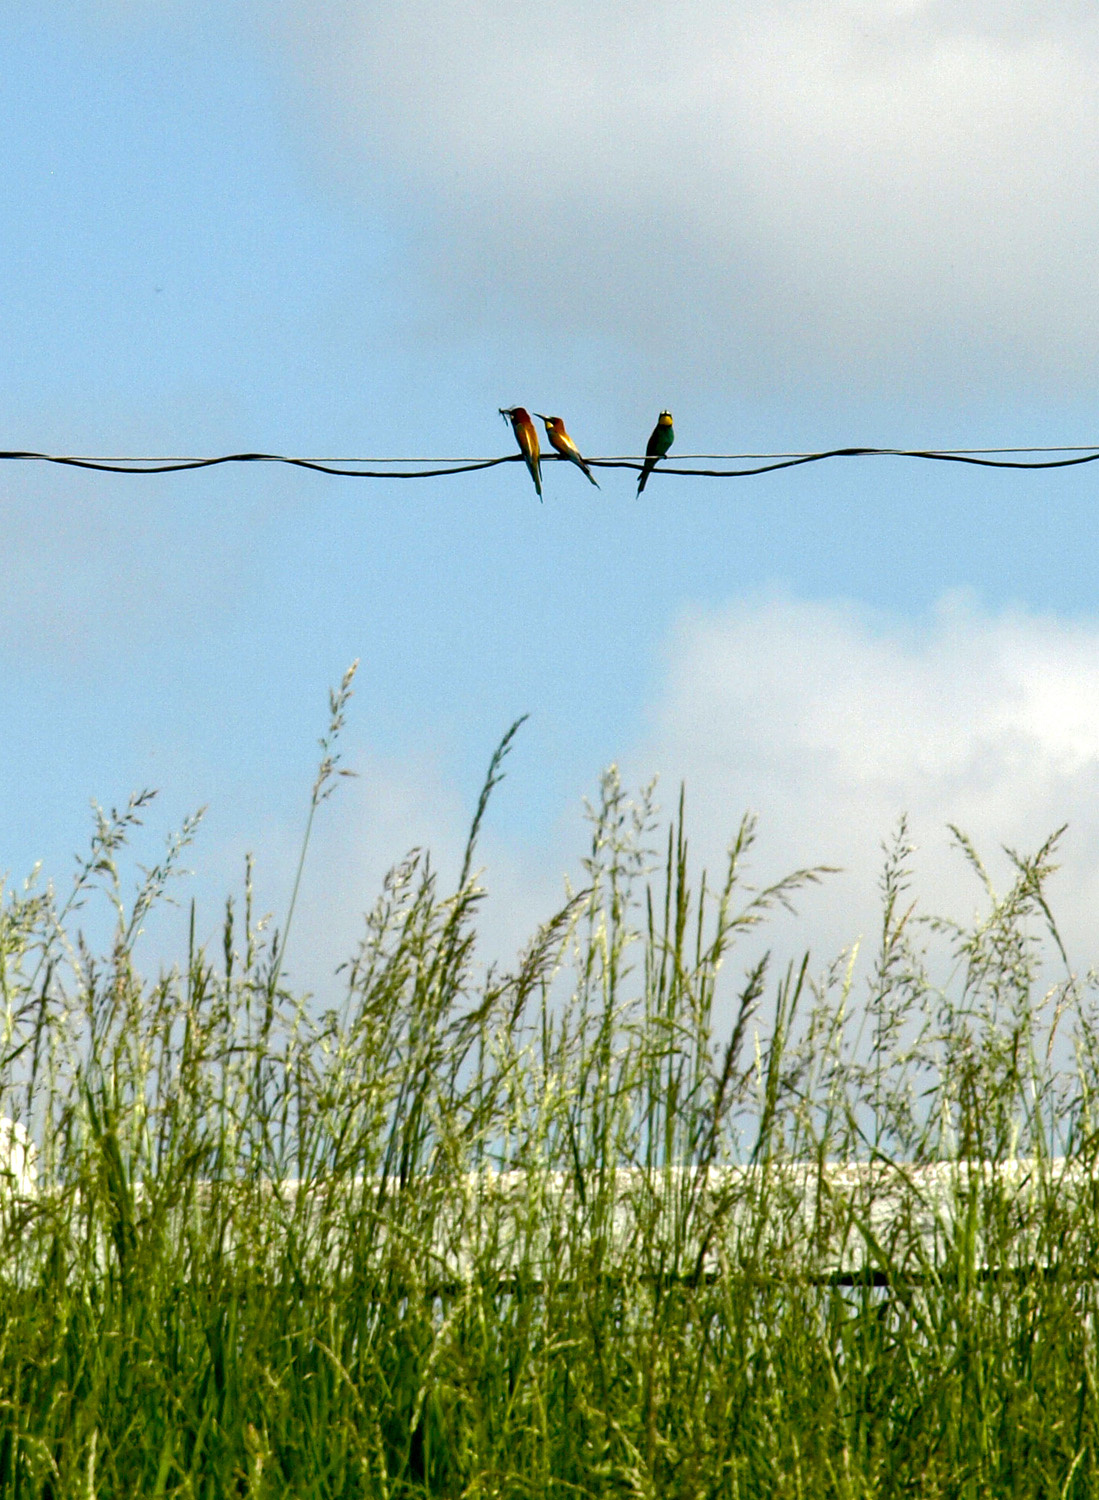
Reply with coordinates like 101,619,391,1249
534,415,600,487
499,406,542,500
637,410,674,495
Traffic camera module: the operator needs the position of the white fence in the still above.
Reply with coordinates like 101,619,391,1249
2,1121,1090,1282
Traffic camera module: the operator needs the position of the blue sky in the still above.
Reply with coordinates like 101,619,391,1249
5,2,1099,993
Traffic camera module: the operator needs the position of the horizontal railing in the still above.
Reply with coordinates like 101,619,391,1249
4,1125,1094,1285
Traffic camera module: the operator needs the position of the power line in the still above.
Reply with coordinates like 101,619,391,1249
0,450,512,478
1,445,1098,480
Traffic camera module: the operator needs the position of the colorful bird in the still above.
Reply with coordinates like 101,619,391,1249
534,414,600,488
637,410,674,495
499,406,542,500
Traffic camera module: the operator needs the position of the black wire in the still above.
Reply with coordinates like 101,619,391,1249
1,446,1098,479
589,447,1099,477
0,450,515,477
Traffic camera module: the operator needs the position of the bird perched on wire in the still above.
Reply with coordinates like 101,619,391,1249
499,407,542,500
637,410,674,495
534,414,600,488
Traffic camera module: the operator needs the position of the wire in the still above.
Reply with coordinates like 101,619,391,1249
1,445,1098,479
0,450,514,478
594,446,1099,477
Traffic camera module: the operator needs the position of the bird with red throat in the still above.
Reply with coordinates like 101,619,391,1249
499,407,543,500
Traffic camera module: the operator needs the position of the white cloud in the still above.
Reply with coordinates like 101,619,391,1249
267,0,1099,396
272,593,1099,1004
631,591,1099,977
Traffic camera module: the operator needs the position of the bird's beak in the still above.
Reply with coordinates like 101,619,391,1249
534,413,548,422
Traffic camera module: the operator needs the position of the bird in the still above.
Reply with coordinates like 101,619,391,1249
499,407,542,500
534,415,600,487
637,410,674,495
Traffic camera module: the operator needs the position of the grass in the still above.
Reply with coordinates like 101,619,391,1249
1,673,1099,1496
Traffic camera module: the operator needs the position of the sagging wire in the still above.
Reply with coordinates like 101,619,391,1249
1,446,1098,480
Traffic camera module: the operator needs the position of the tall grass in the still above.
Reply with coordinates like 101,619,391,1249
1,687,1098,1496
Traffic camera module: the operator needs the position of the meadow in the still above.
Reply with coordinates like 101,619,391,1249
2,675,1098,1497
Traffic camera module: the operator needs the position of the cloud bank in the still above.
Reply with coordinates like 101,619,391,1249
270,0,1099,397
637,591,1099,976
269,593,1099,999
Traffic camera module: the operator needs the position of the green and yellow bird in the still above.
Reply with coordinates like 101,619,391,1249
637,410,674,495
535,414,600,487
499,406,542,500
